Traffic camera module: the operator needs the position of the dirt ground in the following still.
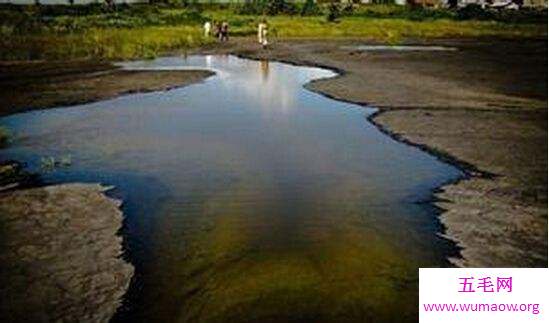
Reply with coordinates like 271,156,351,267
197,38,547,267
0,60,213,117
0,184,133,322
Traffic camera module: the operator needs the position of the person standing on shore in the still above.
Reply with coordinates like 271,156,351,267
220,21,229,42
258,19,269,49
214,21,222,40
203,21,212,37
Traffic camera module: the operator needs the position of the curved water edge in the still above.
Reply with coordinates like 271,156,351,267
121,54,467,263
0,183,134,322
0,55,464,322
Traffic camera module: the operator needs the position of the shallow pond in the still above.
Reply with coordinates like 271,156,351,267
0,55,462,322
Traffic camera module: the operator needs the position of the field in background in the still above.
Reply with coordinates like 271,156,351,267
0,2,546,60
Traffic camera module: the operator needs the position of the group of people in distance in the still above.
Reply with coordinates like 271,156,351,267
203,21,229,42
203,19,269,49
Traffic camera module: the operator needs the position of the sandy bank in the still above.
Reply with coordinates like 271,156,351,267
203,38,547,267
0,183,132,322
0,60,214,117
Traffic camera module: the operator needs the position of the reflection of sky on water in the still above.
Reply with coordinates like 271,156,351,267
120,55,333,116
1,55,462,323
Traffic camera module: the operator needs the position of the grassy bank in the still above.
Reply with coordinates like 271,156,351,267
221,15,545,40
0,4,212,60
2,26,208,60
0,3,546,61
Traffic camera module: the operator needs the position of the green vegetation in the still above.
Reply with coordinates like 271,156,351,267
256,16,544,40
0,4,212,60
2,25,208,60
351,3,547,23
0,3,546,61
203,3,546,42
326,1,340,22
301,0,322,17
0,127,9,147
40,155,72,172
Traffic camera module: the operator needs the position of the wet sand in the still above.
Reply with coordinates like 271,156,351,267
0,184,133,322
197,38,547,267
0,60,213,117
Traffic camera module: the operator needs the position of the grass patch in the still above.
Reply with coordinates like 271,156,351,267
0,4,213,60
203,9,546,41
0,4,546,61
2,26,210,60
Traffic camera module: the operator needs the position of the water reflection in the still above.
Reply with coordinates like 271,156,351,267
0,55,462,322
260,60,270,81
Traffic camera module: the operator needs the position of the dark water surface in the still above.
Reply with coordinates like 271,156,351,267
0,55,462,322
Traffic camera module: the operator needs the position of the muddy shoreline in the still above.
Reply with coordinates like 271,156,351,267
0,183,133,322
0,60,214,117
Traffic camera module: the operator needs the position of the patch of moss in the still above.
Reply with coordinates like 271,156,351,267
0,127,8,147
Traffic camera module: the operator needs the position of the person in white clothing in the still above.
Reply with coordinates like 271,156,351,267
257,19,269,49
203,21,212,37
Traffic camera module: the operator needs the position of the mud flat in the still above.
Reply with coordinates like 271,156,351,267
0,60,213,117
375,108,547,267
0,183,132,322
207,38,548,267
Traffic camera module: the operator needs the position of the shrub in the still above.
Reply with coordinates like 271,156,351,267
456,4,547,24
300,0,321,16
265,0,297,15
341,3,354,16
326,1,340,23
235,0,297,16
235,0,265,15
456,4,492,21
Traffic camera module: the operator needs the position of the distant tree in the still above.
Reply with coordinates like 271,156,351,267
341,2,354,16
105,0,116,10
326,1,340,22
301,0,320,16
266,0,296,15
